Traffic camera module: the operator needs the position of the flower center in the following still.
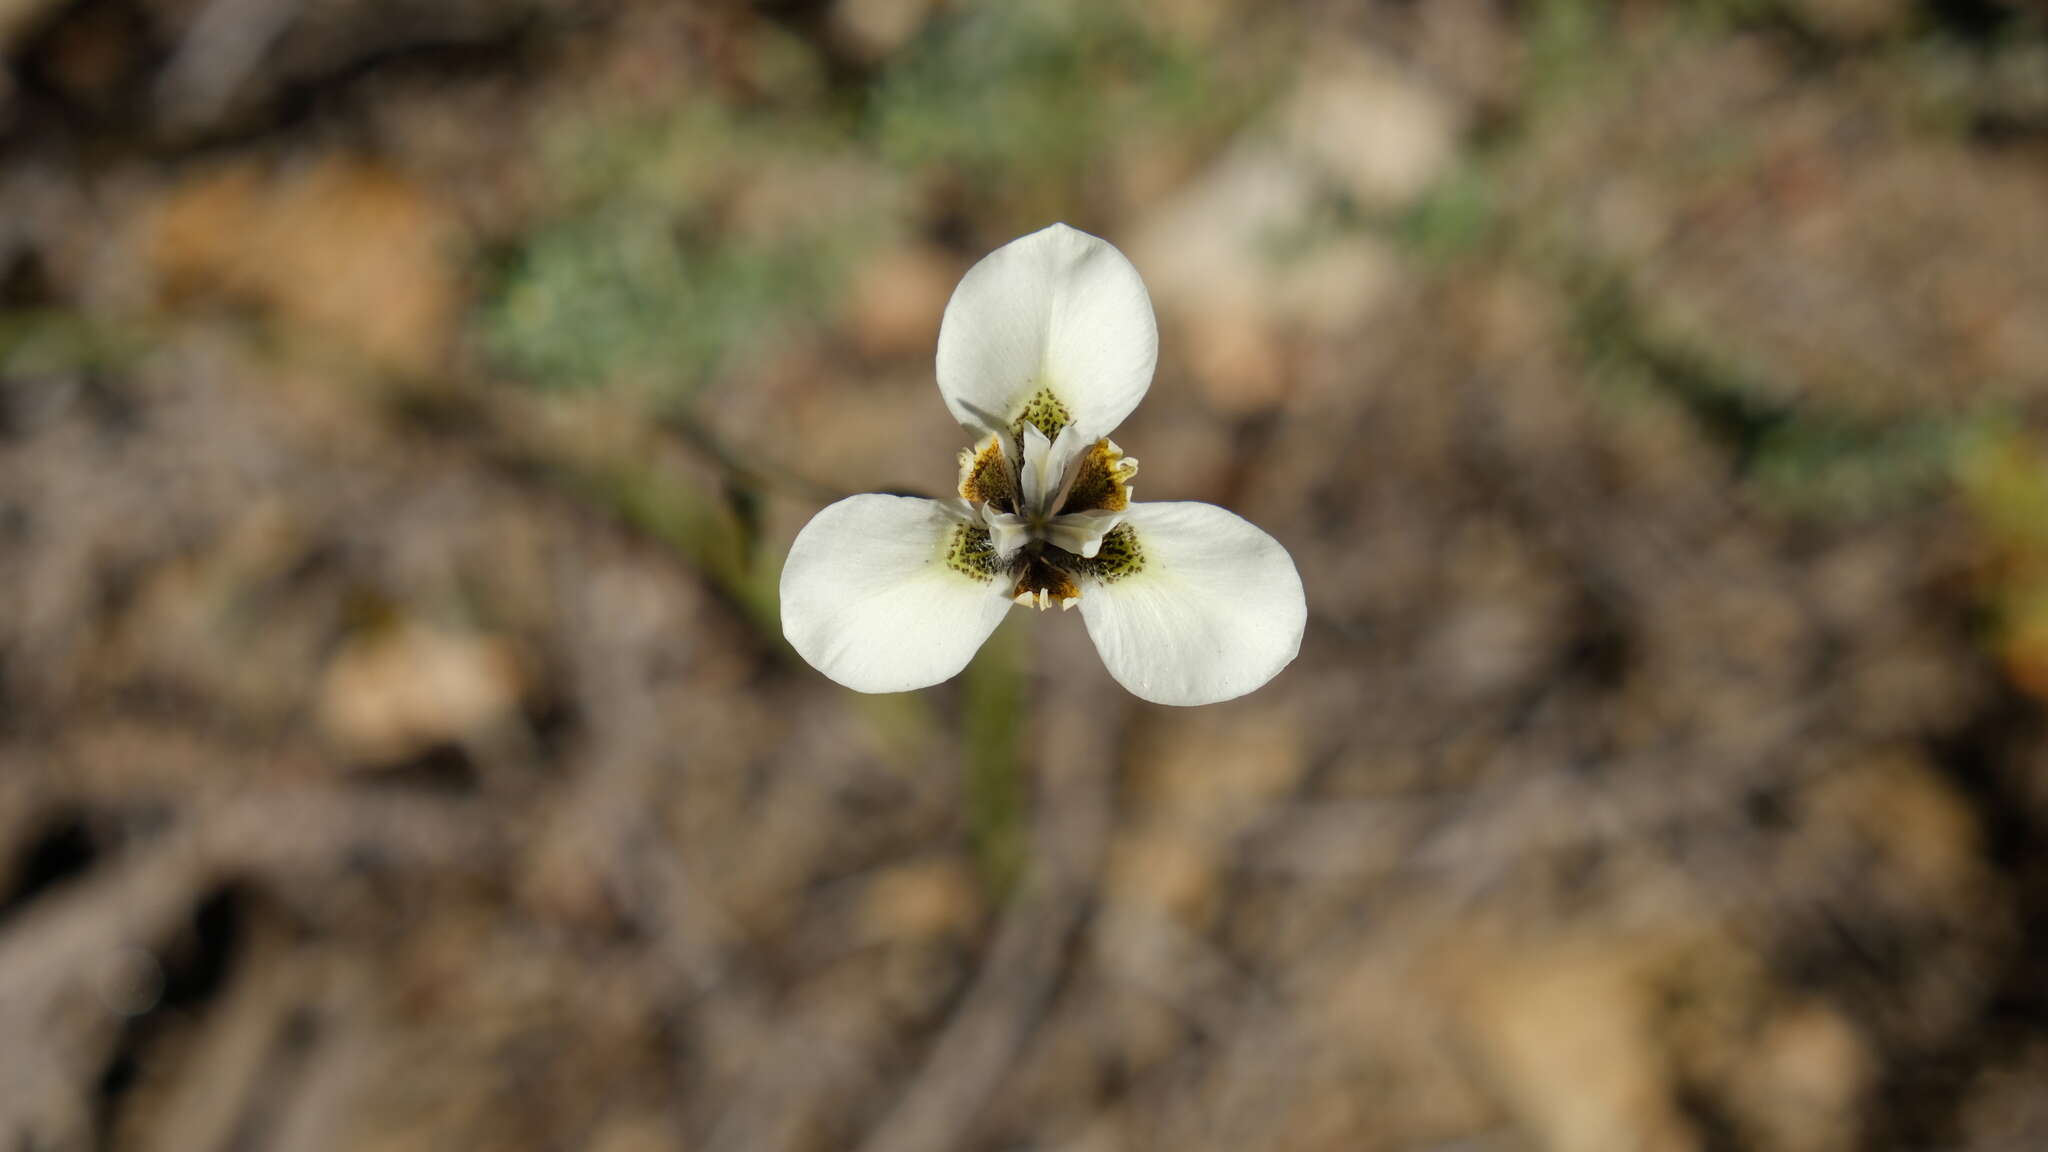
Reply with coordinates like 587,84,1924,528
954,421,1141,610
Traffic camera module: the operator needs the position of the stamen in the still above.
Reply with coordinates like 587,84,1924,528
1060,439,1138,514
957,434,1015,510
1009,553,1080,611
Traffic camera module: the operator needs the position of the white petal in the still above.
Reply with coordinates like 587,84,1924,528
1017,422,1087,518
982,509,1032,558
1016,422,1056,515
936,223,1158,441
781,495,1013,693
1077,502,1305,707
1044,508,1126,559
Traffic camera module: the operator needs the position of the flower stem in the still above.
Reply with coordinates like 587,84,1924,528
962,613,1027,900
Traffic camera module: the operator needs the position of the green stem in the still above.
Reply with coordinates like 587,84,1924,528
962,613,1027,900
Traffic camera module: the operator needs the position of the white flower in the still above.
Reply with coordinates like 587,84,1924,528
780,223,1305,706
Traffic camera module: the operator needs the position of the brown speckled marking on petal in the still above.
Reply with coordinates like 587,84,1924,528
1012,388,1071,441
957,434,1014,509
1069,523,1144,582
945,523,1001,580
1010,552,1080,608
1061,438,1137,514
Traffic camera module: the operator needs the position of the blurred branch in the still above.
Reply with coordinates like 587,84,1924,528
547,547,741,994
655,404,849,506
0,789,489,1141
0,0,68,55
153,0,304,136
402,384,819,639
853,623,1115,1152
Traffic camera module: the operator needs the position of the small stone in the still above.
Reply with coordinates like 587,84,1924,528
845,241,957,360
317,617,525,768
859,857,979,944
1787,0,1912,40
1461,938,1701,1152
829,0,936,62
149,159,459,378
1281,47,1462,213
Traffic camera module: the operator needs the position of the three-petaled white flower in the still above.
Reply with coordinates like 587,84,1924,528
780,224,1305,706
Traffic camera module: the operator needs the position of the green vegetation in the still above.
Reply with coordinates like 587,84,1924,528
485,104,893,403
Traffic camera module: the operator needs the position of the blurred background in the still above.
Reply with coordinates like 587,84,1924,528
3,0,2048,1148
